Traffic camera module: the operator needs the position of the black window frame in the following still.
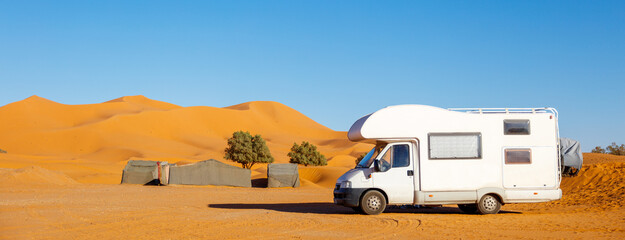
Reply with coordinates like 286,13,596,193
504,119,531,135
504,148,532,164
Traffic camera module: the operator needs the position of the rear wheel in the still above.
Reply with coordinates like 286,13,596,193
477,194,501,214
359,190,386,215
458,204,478,214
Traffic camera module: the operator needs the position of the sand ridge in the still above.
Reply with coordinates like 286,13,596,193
0,96,371,184
0,166,78,187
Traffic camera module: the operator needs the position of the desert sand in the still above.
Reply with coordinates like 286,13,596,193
0,96,623,239
0,95,370,185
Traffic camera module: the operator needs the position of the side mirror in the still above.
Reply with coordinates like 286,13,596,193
373,159,390,172
379,159,390,172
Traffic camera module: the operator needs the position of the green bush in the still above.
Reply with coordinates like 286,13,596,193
591,146,606,154
591,142,625,156
606,142,625,156
288,141,327,166
224,131,274,169
0,149,6,154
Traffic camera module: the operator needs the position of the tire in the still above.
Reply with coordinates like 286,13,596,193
359,190,386,215
477,194,501,214
458,204,478,214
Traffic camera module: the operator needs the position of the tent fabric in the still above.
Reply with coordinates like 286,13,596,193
121,160,160,184
169,159,251,187
560,138,583,176
267,163,300,188
159,164,170,185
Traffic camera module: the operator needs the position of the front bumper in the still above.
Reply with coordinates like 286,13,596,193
333,187,367,207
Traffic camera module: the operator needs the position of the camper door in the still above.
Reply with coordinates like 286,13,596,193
371,142,415,204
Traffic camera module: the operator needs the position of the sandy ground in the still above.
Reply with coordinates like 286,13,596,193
1,96,624,239
1,153,624,239
1,184,623,240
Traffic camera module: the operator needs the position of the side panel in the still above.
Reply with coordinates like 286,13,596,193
505,189,562,203
423,191,477,204
418,113,559,193
503,146,558,189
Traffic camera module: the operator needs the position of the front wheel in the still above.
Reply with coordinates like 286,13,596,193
477,194,501,214
359,190,386,215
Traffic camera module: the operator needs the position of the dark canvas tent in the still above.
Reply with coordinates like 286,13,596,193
267,163,300,188
169,159,251,187
121,160,160,184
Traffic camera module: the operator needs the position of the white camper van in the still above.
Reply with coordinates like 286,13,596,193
334,105,580,215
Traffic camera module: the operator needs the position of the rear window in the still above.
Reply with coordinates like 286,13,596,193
505,149,532,164
504,119,530,135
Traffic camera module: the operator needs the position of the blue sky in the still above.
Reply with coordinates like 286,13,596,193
1,1,623,151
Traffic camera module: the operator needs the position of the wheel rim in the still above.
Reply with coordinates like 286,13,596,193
367,195,381,210
481,196,498,212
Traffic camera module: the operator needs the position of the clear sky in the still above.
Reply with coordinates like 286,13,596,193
1,1,623,151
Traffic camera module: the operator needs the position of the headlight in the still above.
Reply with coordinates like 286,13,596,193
340,181,352,189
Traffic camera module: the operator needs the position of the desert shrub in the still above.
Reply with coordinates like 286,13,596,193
288,141,327,166
606,142,625,156
224,131,274,169
591,143,625,156
591,146,606,154
0,148,6,154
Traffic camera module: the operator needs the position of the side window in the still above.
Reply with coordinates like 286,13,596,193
504,119,530,135
381,147,392,163
505,149,532,164
392,144,410,167
429,133,482,159
379,144,411,168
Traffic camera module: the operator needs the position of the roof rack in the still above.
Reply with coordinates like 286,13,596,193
448,107,558,119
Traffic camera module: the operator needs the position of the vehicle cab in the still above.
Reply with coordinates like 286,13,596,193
334,140,418,215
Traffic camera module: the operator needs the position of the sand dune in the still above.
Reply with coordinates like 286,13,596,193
0,95,372,184
0,166,77,187
1,96,624,239
555,153,625,209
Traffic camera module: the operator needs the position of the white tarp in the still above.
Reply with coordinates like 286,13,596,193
560,138,583,176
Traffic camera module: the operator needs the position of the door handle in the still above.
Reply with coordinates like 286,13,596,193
407,170,414,176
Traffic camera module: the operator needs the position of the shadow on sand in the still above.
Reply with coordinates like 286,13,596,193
251,178,268,188
208,202,521,215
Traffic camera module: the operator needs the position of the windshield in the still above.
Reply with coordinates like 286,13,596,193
356,143,386,168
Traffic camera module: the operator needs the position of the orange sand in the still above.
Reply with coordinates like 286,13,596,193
0,96,371,185
1,153,624,239
0,96,623,239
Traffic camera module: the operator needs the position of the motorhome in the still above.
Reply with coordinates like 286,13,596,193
333,105,582,215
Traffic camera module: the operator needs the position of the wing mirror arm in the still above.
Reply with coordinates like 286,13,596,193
373,159,380,172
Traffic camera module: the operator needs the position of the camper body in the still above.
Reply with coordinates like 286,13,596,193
333,105,563,215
